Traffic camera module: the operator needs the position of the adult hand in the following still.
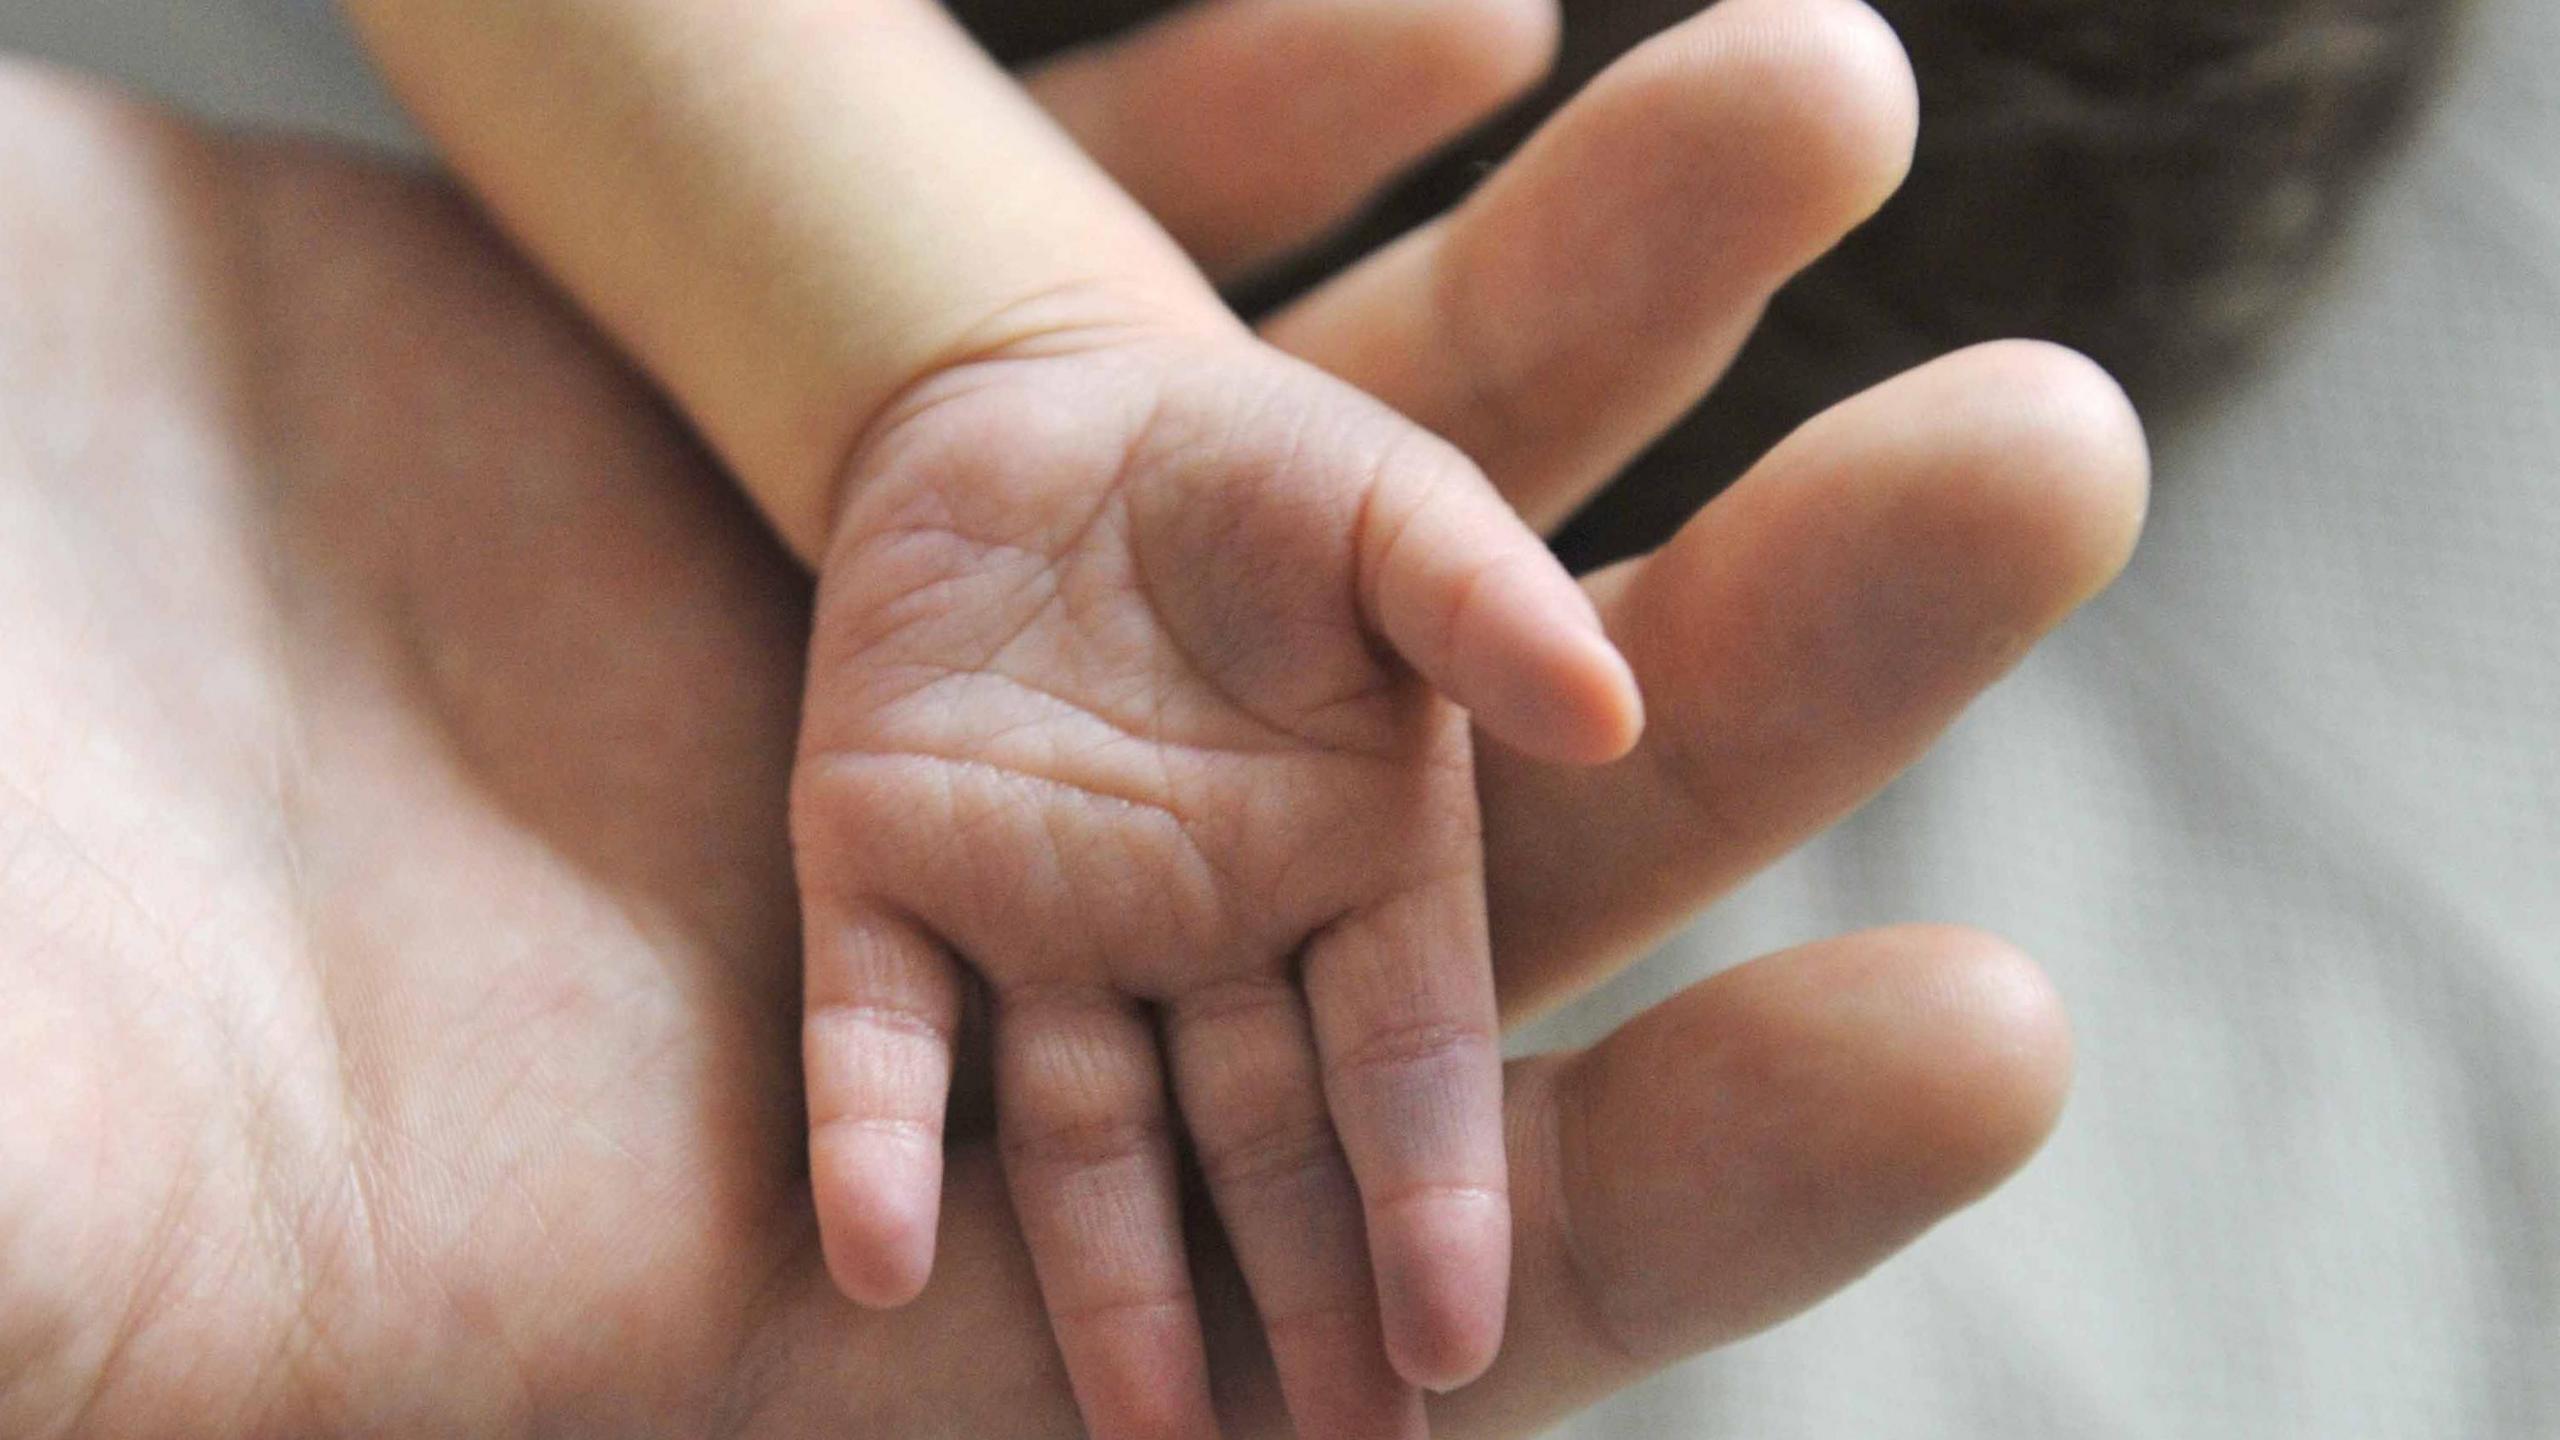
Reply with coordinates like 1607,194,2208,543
0,1,2146,1434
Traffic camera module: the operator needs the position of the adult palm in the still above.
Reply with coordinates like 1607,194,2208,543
0,1,2146,1434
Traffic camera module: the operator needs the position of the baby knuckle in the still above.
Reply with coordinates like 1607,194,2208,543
1328,1018,1494,1087
999,1113,1171,1174
804,997,950,1050
1196,1111,1341,1195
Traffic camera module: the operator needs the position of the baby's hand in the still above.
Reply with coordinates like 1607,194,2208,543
338,0,1632,1428
795,324,1641,1435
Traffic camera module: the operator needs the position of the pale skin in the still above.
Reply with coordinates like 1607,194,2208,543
0,0,2149,1434
335,2,1663,1433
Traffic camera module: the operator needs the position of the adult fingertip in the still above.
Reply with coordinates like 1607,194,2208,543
1959,340,2153,605
1736,923,2075,1217
1766,0,1924,227
1555,926,2074,1360
1407,0,1564,117
1799,340,2148,633
1610,0,1920,269
1865,926,2075,1195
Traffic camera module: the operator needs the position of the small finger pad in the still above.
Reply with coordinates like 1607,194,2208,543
1457,566,1644,765
1374,1187,1511,1392
814,1126,941,1308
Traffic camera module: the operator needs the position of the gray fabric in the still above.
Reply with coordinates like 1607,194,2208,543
0,0,416,152
2,2,2551,1435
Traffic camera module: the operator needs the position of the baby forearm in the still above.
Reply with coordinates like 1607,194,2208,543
340,0,1227,561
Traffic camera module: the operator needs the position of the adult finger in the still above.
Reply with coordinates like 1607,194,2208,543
1264,0,1918,528
1478,341,2149,1019
1025,0,1559,280
1432,925,2073,1437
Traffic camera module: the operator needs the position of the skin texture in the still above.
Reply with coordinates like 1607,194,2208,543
800,333,1613,1435
335,3,1649,1424
0,0,2149,1434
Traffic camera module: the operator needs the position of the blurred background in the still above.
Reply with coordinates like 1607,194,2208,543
3,0,2550,1434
